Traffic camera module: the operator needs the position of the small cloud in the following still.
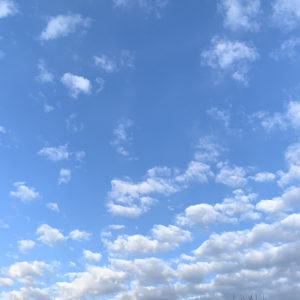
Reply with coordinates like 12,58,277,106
58,169,71,185
46,202,60,212
0,0,18,19
83,250,102,263
10,182,39,203
36,59,54,83
69,229,91,242
18,240,35,252
201,37,259,84
61,73,91,98
36,224,66,246
111,119,134,157
38,145,70,162
94,55,117,73
40,14,90,40
219,0,261,31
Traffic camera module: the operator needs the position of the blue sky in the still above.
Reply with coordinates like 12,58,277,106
1,0,300,299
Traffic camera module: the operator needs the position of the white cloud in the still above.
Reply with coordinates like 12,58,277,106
256,186,300,214
40,14,90,40
0,287,51,300
272,0,300,31
94,55,117,73
278,142,300,186
46,202,60,212
36,224,66,246
0,278,13,288
201,37,259,84
95,77,105,93
0,0,17,19
61,73,91,98
69,229,91,242
174,161,213,183
105,224,191,255
108,160,213,217
18,240,35,253
55,266,127,300
251,171,276,182
255,101,300,132
109,224,125,230
83,250,102,263
178,189,258,226
4,261,50,285
10,182,39,203
38,145,70,162
36,59,54,83
58,168,71,185
111,257,175,285
216,163,247,187
219,0,261,31
75,150,86,162
111,119,133,157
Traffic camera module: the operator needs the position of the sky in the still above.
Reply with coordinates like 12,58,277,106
1,0,300,299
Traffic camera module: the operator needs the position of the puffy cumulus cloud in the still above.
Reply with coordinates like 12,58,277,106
10,182,39,203
111,257,175,284
36,59,54,83
219,0,261,31
177,189,258,226
272,0,300,31
69,229,91,242
0,287,51,300
4,261,50,285
278,142,300,186
46,202,60,212
0,277,13,288
201,37,258,84
256,186,300,214
94,55,118,73
0,0,17,19
61,73,91,98
250,171,276,182
36,224,66,246
17,240,35,253
58,168,71,185
109,283,184,300
113,0,169,17
193,213,300,259
111,119,134,157
55,266,127,300
216,163,247,187
40,14,90,40
104,225,191,255
107,162,213,217
83,250,102,263
255,101,300,132
38,145,70,162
